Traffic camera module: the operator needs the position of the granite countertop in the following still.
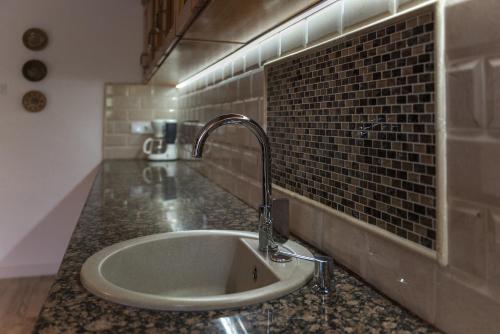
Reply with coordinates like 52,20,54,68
34,160,441,333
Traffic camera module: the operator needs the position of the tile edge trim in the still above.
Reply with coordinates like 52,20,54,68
272,184,438,260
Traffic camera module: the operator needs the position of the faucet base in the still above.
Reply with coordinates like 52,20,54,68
270,252,293,263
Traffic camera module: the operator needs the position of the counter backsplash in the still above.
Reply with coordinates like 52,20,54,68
267,9,436,250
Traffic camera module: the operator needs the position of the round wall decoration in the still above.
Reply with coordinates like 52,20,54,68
22,28,49,51
22,90,47,112
22,60,47,82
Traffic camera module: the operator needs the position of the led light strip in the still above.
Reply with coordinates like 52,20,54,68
176,0,339,89
176,0,437,90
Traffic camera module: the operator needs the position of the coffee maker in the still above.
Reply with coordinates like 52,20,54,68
142,119,177,161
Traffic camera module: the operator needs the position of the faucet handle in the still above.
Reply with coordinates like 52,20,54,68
271,198,289,245
272,250,334,295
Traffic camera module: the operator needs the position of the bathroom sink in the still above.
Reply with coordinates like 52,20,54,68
81,230,314,311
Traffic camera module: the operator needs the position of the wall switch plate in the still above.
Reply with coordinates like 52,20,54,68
130,121,153,134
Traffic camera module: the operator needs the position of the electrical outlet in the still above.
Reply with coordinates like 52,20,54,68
130,121,153,134
0,83,7,95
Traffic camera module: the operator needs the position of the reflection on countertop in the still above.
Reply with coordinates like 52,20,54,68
33,160,441,333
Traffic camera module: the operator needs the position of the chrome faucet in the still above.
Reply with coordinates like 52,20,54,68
273,250,334,294
192,114,278,252
193,113,334,295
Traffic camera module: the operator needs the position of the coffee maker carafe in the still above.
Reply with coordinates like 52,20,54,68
142,119,177,161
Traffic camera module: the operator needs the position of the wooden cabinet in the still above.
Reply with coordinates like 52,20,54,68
141,0,207,81
175,0,206,36
141,0,177,79
143,0,321,85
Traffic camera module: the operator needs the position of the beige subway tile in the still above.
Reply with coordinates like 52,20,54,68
245,47,260,70
245,99,260,121
232,101,246,115
128,109,153,121
115,85,131,96
447,60,484,129
252,70,264,98
127,134,149,146
105,85,114,96
487,209,500,298
307,1,341,45
289,198,324,249
486,58,500,129
398,0,425,11
110,121,131,134
260,34,279,63
228,148,242,174
151,85,178,96
153,109,176,119
435,269,500,334
247,180,262,209
343,0,391,31
214,67,224,83
281,20,307,54
217,168,236,195
448,138,500,206
128,85,154,96
446,0,500,60
105,109,127,121
209,86,221,105
223,62,233,80
103,148,113,159
112,96,141,109
232,176,250,205
104,135,128,147
364,232,437,322
233,57,244,75
244,130,260,149
141,96,173,109
448,200,488,280
103,147,142,159
104,122,113,134
238,75,252,100
106,85,128,96
241,150,260,181
224,80,238,103
259,97,266,126
321,211,368,276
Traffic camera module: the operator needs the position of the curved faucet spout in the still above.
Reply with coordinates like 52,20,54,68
192,114,272,210
192,114,274,251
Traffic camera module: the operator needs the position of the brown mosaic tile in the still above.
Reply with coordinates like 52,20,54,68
267,9,436,249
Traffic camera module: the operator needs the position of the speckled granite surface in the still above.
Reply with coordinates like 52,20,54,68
34,160,441,333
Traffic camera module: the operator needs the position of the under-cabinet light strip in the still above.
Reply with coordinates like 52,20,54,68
176,0,438,90
265,0,437,66
175,0,340,89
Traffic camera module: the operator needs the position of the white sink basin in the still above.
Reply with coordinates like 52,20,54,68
81,230,314,311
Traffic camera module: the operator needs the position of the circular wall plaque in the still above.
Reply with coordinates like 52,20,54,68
22,90,47,112
22,60,47,82
22,28,48,51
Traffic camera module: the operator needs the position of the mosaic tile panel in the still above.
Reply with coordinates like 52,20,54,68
267,9,436,249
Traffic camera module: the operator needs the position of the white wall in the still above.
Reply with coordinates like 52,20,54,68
0,0,142,278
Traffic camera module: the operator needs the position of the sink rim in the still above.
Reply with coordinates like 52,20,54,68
80,230,314,311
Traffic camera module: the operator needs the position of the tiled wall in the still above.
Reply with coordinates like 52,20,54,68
267,10,436,249
440,1,500,333
103,84,177,159
175,1,500,333
177,70,266,209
